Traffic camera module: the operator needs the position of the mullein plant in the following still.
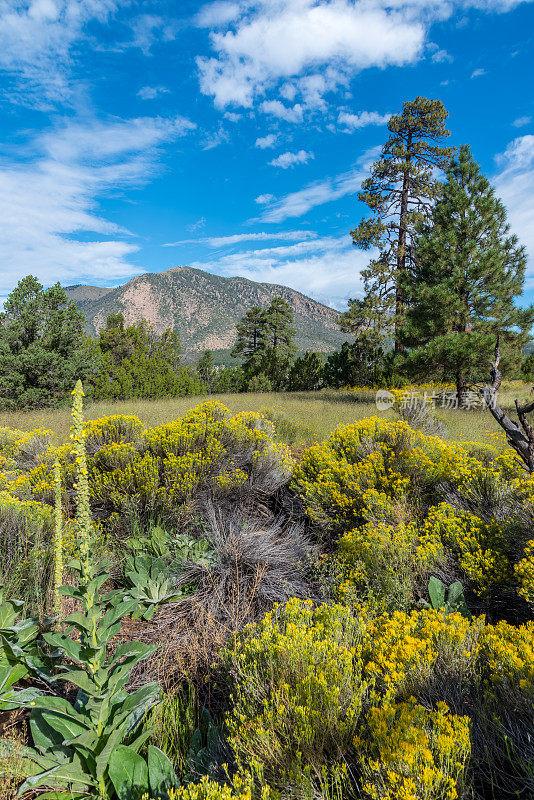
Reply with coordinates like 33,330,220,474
53,459,63,618
14,381,178,800
0,587,41,713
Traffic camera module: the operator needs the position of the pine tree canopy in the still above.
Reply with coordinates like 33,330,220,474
400,144,534,404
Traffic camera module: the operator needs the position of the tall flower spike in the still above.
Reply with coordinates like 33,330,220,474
53,459,63,617
71,379,92,584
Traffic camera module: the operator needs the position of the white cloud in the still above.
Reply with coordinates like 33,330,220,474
164,230,318,247
257,165,364,222
197,0,426,109
513,116,532,128
137,85,170,100
0,0,121,104
0,114,195,297
255,193,275,204
337,110,390,131
197,0,527,112
188,233,370,308
494,135,534,282
260,99,304,122
269,149,314,168
255,133,277,148
201,124,230,149
196,1,243,28
470,67,486,78
431,48,452,62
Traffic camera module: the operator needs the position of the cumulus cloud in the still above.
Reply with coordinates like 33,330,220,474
0,114,195,297
269,150,314,168
260,99,304,122
196,0,527,112
256,165,365,222
197,0,425,108
255,133,277,148
494,135,534,283
337,110,391,131
188,233,370,308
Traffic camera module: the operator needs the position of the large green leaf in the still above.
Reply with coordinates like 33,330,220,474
108,745,148,799
148,745,179,797
428,576,446,609
43,632,84,663
30,713,72,755
40,710,89,743
17,764,95,796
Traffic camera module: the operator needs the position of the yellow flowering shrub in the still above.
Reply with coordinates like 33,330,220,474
363,608,482,702
144,774,276,800
223,599,369,790
223,600,477,800
422,504,511,595
1,404,293,534
83,413,146,451
479,619,534,706
361,699,471,800
337,512,445,611
514,539,534,604
293,418,477,532
293,418,531,604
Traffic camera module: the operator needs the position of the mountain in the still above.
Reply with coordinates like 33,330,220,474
65,267,347,362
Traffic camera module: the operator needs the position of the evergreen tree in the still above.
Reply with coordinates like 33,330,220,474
232,298,296,389
346,97,453,351
287,352,324,391
231,306,265,363
262,297,297,359
400,145,534,406
0,276,90,409
92,314,200,399
323,340,385,388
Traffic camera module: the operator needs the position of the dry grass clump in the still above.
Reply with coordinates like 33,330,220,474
397,397,448,437
127,501,315,690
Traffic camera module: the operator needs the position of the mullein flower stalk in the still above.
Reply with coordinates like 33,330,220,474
70,379,93,589
52,458,63,617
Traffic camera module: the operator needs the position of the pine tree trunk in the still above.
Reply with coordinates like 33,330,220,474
395,135,412,354
456,373,467,408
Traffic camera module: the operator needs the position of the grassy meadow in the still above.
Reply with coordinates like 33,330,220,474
0,384,527,447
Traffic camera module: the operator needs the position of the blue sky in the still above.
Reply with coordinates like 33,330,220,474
0,0,533,311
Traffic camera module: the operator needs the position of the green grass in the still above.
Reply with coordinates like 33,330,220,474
0,388,521,448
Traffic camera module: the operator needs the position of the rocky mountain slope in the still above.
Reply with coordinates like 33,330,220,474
65,266,346,361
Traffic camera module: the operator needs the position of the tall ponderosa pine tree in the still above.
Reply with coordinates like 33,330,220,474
400,145,534,406
344,97,453,352
0,276,90,409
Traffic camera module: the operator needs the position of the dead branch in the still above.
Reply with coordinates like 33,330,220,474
481,337,534,472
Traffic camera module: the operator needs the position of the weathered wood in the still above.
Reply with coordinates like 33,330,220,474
481,337,534,472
